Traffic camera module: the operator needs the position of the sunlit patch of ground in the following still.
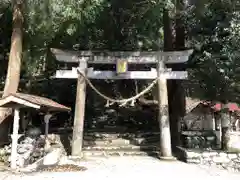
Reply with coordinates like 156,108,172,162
1,156,240,180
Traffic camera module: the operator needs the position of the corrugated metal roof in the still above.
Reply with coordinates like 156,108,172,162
0,92,71,112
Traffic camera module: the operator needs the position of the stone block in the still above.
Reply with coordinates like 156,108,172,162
43,148,63,166
0,148,6,156
110,139,130,145
209,151,218,156
83,152,92,156
227,132,240,152
219,152,228,157
228,153,238,159
187,158,201,164
202,152,218,158
84,136,95,141
212,156,230,164
89,140,107,146
202,157,212,162
186,151,201,158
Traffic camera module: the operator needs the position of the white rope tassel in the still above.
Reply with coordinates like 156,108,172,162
130,100,135,106
130,80,138,107
105,100,110,107
105,100,115,107
119,101,128,107
109,102,115,106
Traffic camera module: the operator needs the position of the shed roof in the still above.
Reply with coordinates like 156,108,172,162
185,98,240,114
185,97,202,114
0,93,71,112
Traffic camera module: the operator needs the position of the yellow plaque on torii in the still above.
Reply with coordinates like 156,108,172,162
116,59,128,74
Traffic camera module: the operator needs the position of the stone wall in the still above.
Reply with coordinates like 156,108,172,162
227,132,240,152
177,146,240,172
181,131,217,149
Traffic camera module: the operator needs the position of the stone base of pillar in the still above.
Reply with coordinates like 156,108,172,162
159,156,177,161
68,155,84,160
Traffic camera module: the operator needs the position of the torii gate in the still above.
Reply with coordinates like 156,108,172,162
51,48,193,159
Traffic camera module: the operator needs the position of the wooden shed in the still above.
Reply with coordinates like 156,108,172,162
0,92,71,169
0,93,71,112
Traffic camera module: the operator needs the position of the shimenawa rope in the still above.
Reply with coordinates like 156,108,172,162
76,69,157,106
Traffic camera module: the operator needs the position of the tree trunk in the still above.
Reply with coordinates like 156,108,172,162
162,8,179,151
221,113,230,150
167,0,187,151
175,0,185,50
163,9,174,52
0,0,23,143
221,104,231,150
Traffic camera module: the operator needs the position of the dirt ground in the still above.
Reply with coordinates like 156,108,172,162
0,156,240,180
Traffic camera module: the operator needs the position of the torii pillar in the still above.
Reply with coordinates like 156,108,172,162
71,60,87,156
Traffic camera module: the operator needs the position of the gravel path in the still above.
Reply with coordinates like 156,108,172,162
1,156,240,180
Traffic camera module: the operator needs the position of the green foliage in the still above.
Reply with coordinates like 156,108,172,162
186,0,240,103
19,0,167,83
0,0,240,104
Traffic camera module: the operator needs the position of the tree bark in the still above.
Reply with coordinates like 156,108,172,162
175,0,185,50
163,9,174,52
0,0,23,143
167,0,186,151
221,106,231,150
162,8,180,151
3,0,23,97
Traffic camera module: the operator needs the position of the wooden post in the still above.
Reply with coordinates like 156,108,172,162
11,108,20,169
44,113,52,150
44,113,52,138
72,61,87,156
221,110,231,150
157,59,174,159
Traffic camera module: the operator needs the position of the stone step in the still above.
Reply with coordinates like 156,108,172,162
83,137,160,146
84,132,160,139
82,149,160,157
83,145,160,151
83,138,130,145
130,137,160,145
